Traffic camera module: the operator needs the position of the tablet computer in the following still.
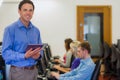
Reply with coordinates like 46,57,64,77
26,44,43,51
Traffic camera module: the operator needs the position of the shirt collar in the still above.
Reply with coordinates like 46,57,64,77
17,19,33,29
81,57,91,63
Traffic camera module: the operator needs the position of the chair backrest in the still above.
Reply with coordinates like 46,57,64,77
99,42,104,58
116,48,120,69
111,44,117,62
70,54,75,67
117,39,120,50
115,48,120,77
103,41,111,59
91,59,102,80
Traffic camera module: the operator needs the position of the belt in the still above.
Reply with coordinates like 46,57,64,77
11,65,35,70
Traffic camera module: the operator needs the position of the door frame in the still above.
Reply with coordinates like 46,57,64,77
76,6,112,45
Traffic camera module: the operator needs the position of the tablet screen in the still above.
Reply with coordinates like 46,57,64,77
26,44,43,51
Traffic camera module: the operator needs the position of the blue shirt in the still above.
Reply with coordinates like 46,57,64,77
71,58,80,70
2,19,42,67
59,57,95,80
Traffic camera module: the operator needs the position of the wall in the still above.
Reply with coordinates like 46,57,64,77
0,0,120,58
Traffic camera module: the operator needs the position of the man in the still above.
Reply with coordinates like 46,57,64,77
51,41,95,80
2,0,42,80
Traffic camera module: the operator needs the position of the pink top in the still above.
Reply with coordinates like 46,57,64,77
63,53,66,63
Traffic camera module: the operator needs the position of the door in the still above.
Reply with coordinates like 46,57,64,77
77,6,112,57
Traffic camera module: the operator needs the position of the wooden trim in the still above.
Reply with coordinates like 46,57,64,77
77,6,112,45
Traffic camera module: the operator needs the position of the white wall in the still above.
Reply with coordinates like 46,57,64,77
0,0,120,58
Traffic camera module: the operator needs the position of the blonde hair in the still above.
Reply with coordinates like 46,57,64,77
70,41,80,48
70,41,81,57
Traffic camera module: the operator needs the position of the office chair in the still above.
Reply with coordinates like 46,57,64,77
117,39,120,50
91,59,102,80
70,54,75,67
103,42,111,59
99,42,104,58
115,48,120,79
111,44,117,75
103,41,111,74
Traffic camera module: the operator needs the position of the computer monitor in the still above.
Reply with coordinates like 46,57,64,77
43,43,52,61
43,48,50,68
38,54,47,76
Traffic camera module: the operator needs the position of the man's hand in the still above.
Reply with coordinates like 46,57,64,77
25,47,41,59
32,52,40,59
50,72,60,79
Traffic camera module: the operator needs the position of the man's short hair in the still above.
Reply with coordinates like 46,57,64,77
18,0,35,10
78,41,91,53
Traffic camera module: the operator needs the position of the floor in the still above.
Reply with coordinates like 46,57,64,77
99,74,119,80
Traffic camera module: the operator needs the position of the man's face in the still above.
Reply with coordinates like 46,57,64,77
18,3,34,23
77,47,84,59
